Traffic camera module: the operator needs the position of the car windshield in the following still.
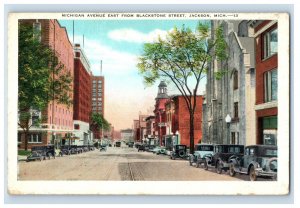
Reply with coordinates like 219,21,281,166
196,145,213,151
177,146,185,150
228,146,243,153
263,149,278,157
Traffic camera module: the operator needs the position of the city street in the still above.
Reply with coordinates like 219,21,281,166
18,146,242,181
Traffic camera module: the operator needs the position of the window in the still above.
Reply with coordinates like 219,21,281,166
93,80,96,83
28,133,42,143
263,28,277,58
98,93,102,97
18,133,22,143
98,80,102,84
98,89,102,93
234,102,239,118
231,132,236,144
74,124,80,130
264,69,277,102
92,89,96,93
98,98,102,101
233,71,238,90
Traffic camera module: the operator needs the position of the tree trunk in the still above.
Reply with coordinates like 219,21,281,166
24,130,29,151
190,112,195,154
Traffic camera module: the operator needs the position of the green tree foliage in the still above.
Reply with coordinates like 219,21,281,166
18,23,73,150
137,22,228,153
90,113,111,133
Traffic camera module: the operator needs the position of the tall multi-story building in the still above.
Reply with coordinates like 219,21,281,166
153,81,169,146
202,20,256,145
91,75,105,140
73,43,92,145
18,19,74,149
249,20,278,145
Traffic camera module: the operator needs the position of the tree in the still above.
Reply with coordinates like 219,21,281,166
18,23,72,150
137,22,228,154
90,113,111,138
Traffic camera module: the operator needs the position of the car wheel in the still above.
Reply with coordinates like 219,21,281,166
249,166,257,181
196,161,200,168
204,160,208,170
216,161,223,174
229,163,236,177
47,153,52,160
189,158,193,166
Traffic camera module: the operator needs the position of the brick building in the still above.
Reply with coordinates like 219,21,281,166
145,116,156,145
18,19,74,149
153,81,169,146
91,76,105,141
133,119,140,142
250,20,278,145
169,95,203,148
73,43,92,145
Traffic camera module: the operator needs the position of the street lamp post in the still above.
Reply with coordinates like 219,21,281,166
225,114,231,144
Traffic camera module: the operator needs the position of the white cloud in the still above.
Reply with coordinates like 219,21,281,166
74,36,138,76
108,28,170,43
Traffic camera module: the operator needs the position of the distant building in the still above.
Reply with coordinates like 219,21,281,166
145,116,156,145
73,43,93,145
91,75,105,141
153,81,169,146
249,20,278,145
133,119,140,142
120,129,134,143
18,19,74,149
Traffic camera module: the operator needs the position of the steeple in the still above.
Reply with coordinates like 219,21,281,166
156,81,168,99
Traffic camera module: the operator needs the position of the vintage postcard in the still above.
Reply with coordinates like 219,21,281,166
7,12,289,195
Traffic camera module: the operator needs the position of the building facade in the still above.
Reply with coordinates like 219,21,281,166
250,20,278,145
170,95,203,148
153,81,169,146
91,76,105,141
145,116,156,145
202,20,256,146
18,19,74,149
120,129,134,143
73,43,92,145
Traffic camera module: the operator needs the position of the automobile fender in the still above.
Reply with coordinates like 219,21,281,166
265,157,277,172
216,158,225,168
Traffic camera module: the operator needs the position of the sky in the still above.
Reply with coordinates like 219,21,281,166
58,19,207,130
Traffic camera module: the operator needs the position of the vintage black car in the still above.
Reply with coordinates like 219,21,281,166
203,144,244,174
188,144,214,167
228,145,277,181
27,145,55,161
137,144,145,152
170,145,188,160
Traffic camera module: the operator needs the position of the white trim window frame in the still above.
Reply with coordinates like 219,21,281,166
28,133,42,143
263,28,278,59
264,69,278,102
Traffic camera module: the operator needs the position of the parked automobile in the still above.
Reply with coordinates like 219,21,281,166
115,141,121,147
60,146,71,156
153,146,166,155
170,145,188,160
188,144,214,167
99,145,107,152
137,144,145,152
228,145,277,181
203,144,244,174
27,145,55,161
128,142,134,148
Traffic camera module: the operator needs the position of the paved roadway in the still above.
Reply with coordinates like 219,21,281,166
18,146,244,181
